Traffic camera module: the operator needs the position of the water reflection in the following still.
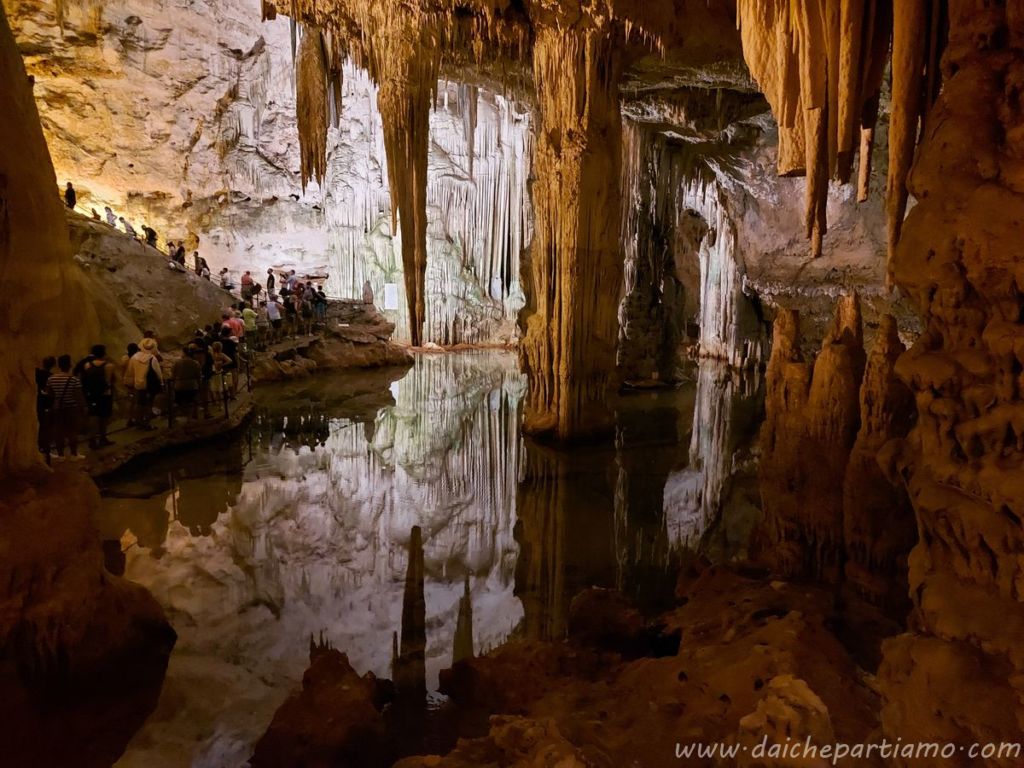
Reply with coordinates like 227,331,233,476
100,353,762,767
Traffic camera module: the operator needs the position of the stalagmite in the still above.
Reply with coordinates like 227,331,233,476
841,314,916,612
521,20,625,440
756,297,865,583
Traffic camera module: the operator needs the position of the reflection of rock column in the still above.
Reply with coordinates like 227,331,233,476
520,20,623,441
394,525,426,701
452,575,474,665
663,363,738,549
515,440,616,640
613,402,676,608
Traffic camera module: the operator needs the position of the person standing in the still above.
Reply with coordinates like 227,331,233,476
64,182,76,210
172,347,203,420
315,287,328,324
80,344,115,448
36,356,56,457
119,217,137,238
362,279,374,306
241,270,254,303
266,295,283,342
242,302,258,344
266,268,276,295
46,354,87,459
104,206,117,227
129,338,163,430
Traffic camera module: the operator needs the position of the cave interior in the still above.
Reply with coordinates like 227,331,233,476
2,0,1024,766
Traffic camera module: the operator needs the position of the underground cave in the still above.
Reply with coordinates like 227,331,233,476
1,0,1023,766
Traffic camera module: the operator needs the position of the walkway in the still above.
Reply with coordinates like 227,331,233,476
82,387,255,478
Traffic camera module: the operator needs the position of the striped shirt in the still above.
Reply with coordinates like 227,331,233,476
46,373,83,409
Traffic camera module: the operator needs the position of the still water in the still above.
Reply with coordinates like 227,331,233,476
98,351,762,767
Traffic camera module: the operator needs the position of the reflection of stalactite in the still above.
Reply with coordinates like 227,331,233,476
394,525,426,701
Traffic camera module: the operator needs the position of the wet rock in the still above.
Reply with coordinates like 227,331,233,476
0,471,175,768
251,646,394,768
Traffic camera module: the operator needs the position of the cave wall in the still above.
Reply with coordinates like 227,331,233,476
879,2,1024,753
5,0,531,345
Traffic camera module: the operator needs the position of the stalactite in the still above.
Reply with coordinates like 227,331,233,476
737,1,939,260
295,26,328,191
521,20,624,441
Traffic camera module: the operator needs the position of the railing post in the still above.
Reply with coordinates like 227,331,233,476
222,373,230,419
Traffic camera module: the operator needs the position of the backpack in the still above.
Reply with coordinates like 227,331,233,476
81,360,109,401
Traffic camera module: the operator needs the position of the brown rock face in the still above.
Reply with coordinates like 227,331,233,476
757,299,916,612
756,298,864,584
0,472,175,767
878,2,1024,755
841,314,917,612
251,644,394,768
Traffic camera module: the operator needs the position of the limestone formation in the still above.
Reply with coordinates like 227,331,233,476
879,2,1024,754
251,644,393,767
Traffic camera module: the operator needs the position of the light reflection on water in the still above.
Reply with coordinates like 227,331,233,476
100,351,762,768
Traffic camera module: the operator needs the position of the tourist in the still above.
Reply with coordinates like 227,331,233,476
242,302,258,344
266,268,276,294
129,338,163,430
219,267,235,290
142,225,158,247
216,331,239,399
172,347,202,420
35,356,56,457
119,217,137,238
104,206,117,227
46,354,87,460
90,208,100,221
119,343,139,389
221,311,244,340
211,338,236,397
315,287,328,323
80,344,115,448
193,339,213,418
241,270,254,303
266,294,283,342
64,182,76,210
362,279,374,306
255,301,270,349
251,282,263,305
174,241,186,263
142,330,164,362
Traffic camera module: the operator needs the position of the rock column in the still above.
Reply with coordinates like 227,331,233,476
520,19,623,441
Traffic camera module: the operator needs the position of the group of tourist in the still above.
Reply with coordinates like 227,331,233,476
34,317,253,461
221,267,331,341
